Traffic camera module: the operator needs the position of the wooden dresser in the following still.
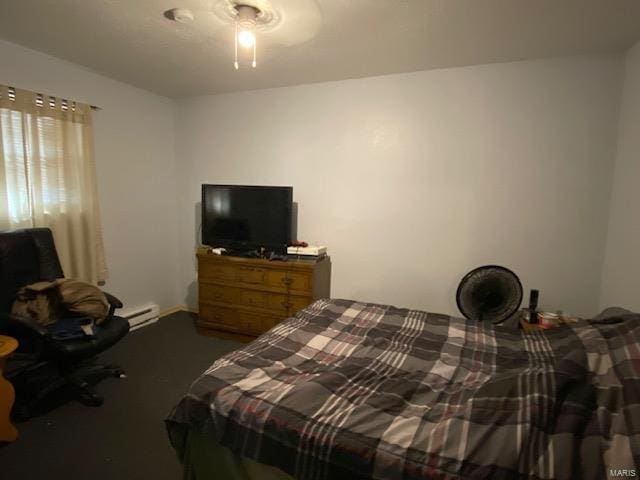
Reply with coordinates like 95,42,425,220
196,249,331,337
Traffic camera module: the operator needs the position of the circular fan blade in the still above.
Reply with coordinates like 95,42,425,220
456,265,523,324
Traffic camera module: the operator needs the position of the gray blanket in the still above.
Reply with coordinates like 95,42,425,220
167,299,640,479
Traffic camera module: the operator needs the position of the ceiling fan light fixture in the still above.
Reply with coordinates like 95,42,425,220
234,4,259,69
238,29,255,48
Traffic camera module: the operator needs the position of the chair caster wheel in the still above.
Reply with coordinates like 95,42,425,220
113,368,126,379
80,391,104,407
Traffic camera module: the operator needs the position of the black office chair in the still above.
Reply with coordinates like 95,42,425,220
0,228,130,417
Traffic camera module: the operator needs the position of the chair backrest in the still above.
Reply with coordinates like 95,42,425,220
0,228,64,315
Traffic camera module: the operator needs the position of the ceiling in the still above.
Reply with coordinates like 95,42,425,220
0,0,639,98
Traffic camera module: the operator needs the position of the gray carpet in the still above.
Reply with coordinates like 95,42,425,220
0,312,240,480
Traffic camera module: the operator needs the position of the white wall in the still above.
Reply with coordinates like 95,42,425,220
175,54,623,317
0,39,181,312
600,41,640,311
0,37,626,318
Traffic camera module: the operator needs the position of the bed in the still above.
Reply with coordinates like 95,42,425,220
166,298,640,480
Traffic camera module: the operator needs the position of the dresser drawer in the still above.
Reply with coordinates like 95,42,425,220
237,290,313,315
245,290,311,313
199,262,268,284
239,289,269,309
199,283,239,304
200,283,310,314
289,295,314,314
264,294,312,314
200,283,269,310
200,261,312,294
264,270,312,293
235,265,268,285
198,303,237,327
198,303,282,335
198,262,235,282
199,303,262,333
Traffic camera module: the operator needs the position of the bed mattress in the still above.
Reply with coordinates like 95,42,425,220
167,298,640,480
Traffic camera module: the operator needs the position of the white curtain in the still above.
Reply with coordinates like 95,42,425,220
0,84,107,284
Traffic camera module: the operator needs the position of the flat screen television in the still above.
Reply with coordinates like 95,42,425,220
201,184,293,253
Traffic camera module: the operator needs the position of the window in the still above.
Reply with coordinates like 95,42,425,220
0,84,107,283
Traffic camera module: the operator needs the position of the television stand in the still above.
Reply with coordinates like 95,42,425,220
196,247,331,338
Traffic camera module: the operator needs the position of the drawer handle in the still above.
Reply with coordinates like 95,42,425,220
281,277,294,286
213,292,223,300
282,301,293,309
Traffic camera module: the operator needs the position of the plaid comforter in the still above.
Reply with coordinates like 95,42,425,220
166,299,640,480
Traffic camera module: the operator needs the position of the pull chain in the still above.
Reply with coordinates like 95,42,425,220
234,21,239,70
252,36,257,68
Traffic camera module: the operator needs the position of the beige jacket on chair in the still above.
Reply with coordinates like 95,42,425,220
12,279,109,326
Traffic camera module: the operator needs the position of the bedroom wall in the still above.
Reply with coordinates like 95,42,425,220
174,54,623,318
0,39,181,312
600,40,640,312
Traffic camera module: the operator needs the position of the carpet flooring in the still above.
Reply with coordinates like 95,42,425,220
0,312,241,480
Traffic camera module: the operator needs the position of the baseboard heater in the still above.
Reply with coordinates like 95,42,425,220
121,303,160,331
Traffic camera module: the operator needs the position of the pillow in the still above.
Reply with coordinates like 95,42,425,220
589,307,637,324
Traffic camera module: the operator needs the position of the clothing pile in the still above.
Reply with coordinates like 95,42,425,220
12,279,110,340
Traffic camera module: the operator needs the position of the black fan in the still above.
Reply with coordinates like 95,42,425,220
456,265,523,324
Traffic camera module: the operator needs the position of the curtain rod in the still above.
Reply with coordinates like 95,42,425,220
2,84,102,112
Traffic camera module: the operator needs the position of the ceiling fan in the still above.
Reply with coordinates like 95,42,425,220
165,0,322,69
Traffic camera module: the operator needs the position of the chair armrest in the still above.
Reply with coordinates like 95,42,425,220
102,291,123,320
103,292,123,309
0,312,49,338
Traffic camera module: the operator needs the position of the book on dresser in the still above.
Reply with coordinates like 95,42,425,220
196,247,331,338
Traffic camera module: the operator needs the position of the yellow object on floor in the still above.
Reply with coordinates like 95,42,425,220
0,335,18,442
